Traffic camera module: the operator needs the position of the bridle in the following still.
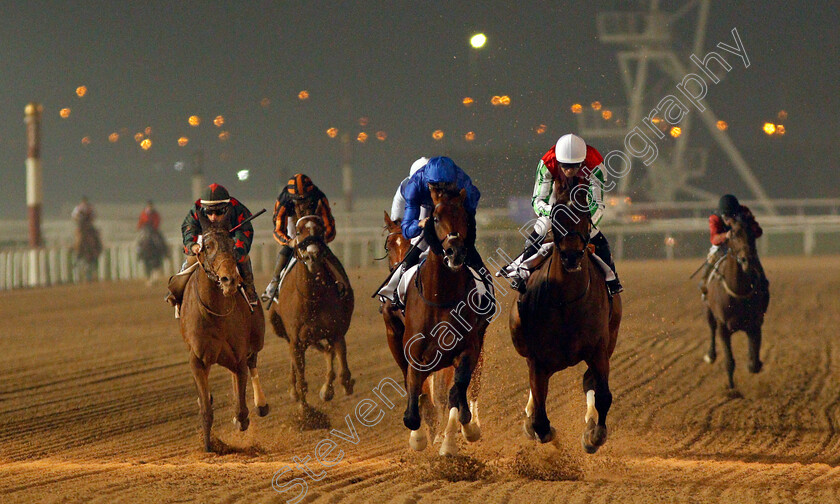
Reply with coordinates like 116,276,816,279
193,234,236,317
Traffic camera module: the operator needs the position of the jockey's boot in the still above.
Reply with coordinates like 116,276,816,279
698,262,714,296
326,251,352,297
510,276,528,294
606,277,624,296
261,247,292,303
238,257,259,308
468,248,497,311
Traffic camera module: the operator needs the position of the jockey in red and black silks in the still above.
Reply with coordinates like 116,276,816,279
137,201,161,231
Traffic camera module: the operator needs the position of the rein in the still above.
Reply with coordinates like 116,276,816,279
375,230,403,263
191,255,235,317
710,252,758,299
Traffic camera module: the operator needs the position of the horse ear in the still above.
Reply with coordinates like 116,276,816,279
384,211,394,227
457,188,466,203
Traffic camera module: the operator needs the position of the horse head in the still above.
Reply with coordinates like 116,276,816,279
197,208,240,296
383,211,409,272
294,214,327,273
550,177,593,272
727,215,758,274
428,186,469,272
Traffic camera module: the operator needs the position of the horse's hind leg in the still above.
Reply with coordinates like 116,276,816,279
704,308,717,364
231,360,250,431
334,337,355,396
582,354,612,454
189,354,214,452
747,327,763,374
247,353,269,417
319,344,336,402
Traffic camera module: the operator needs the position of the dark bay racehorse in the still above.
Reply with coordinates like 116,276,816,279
269,216,355,409
137,225,167,284
400,188,489,456
510,177,621,453
73,220,102,282
179,211,268,452
703,215,769,390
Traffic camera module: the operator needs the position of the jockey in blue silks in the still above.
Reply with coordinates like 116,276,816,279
378,156,493,309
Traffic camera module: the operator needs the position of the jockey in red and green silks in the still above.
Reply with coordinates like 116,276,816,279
499,133,623,295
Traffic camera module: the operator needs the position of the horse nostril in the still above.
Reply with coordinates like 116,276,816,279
445,248,454,256
220,276,230,284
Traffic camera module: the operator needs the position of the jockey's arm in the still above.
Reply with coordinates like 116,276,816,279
401,180,424,240
709,215,728,245
232,205,254,263
531,161,553,218
272,200,293,245
181,208,202,253
319,196,337,243
588,166,606,231
390,179,408,221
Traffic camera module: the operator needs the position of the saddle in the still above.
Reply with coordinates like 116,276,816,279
165,261,200,307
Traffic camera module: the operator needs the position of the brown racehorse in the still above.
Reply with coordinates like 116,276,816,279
73,220,102,282
400,188,490,456
137,225,167,284
703,215,769,390
269,215,355,409
179,210,269,452
510,177,621,453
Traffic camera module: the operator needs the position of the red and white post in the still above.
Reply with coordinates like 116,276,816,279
25,102,43,248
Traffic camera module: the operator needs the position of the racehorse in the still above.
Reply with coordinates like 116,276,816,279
268,215,355,409
179,210,268,452
73,220,102,282
703,214,769,390
400,188,489,457
137,225,167,284
509,177,621,453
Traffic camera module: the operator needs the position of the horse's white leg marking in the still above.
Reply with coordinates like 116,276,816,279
439,407,460,456
409,429,428,451
585,389,597,424
525,390,534,418
461,400,481,442
250,369,267,407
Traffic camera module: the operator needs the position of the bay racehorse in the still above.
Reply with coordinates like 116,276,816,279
179,210,268,451
269,215,355,410
400,188,490,456
510,177,621,453
703,214,769,390
73,219,102,282
137,225,167,284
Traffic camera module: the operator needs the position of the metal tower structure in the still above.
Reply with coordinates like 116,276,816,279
577,0,776,215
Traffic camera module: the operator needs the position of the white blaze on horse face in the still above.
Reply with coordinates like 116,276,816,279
585,389,598,424
306,244,318,256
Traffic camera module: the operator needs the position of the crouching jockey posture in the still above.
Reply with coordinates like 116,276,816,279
698,194,768,296
261,174,350,304
166,183,259,310
377,156,495,310
498,133,623,295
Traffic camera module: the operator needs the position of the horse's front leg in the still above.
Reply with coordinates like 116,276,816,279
582,354,612,454
291,340,308,409
704,308,717,364
719,325,737,390
189,353,214,452
231,360,250,431
334,336,354,396
404,365,429,450
525,360,554,443
319,342,336,402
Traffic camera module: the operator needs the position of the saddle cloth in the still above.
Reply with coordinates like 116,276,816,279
397,263,488,304
165,261,200,305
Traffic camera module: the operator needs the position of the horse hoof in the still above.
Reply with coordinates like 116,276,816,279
523,418,537,440
233,416,250,432
439,437,459,457
289,388,299,401
749,361,763,374
409,430,428,451
704,353,716,364
582,420,607,454
538,426,556,444
343,378,355,396
320,384,334,402
258,404,270,417
581,433,599,454
461,421,481,443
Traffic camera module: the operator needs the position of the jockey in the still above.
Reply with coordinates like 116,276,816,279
388,156,493,309
180,183,258,306
498,133,623,295
699,194,767,293
377,157,430,302
261,174,349,302
137,200,161,231
71,196,95,225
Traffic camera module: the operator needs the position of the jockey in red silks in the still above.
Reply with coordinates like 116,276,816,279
698,194,767,294
498,133,623,295
137,200,161,231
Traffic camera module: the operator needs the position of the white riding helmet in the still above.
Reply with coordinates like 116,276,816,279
409,157,429,176
555,134,587,164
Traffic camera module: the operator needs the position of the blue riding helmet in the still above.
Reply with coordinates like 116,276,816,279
424,156,459,184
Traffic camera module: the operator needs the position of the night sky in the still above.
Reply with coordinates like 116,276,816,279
1,1,837,217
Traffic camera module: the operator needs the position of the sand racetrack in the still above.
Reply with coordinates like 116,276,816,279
1,257,839,503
